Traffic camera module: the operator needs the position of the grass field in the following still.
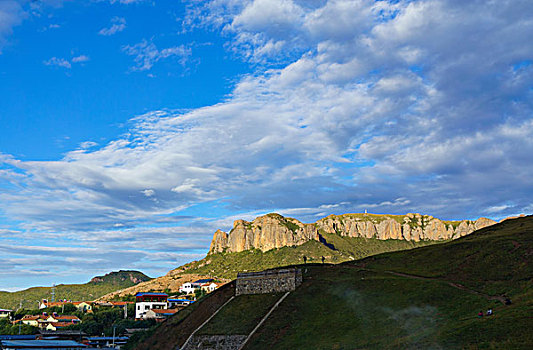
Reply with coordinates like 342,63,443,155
197,293,283,336
183,235,435,280
246,216,533,349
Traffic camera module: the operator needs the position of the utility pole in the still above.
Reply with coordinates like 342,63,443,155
18,300,23,335
112,325,116,348
124,303,127,319
51,284,56,302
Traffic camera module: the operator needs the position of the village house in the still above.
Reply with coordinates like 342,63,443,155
39,300,93,313
95,301,133,308
18,314,45,327
201,282,220,293
178,282,197,294
16,313,81,330
167,298,193,308
135,292,168,320
0,309,12,319
144,308,178,322
178,279,215,294
71,301,93,313
45,321,78,331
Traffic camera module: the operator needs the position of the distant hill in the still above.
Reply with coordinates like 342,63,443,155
89,270,150,285
130,215,532,349
0,270,151,310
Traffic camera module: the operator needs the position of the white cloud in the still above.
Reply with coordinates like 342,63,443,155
141,189,155,197
2,0,533,285
110,0,145,4
44,54,90,68
79,141,98,149
98,16,126,36
43,57,71,68
0,1,25,53
122,39,191,71
71,54,90,63
14,0,533,231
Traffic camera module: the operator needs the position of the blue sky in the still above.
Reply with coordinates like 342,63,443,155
0,0,532,292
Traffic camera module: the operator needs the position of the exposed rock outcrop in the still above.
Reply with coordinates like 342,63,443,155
209,212,496,254
215,214,319,253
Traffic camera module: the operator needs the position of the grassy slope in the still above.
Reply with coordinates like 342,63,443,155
183,235,435,280
245,216,533,349
0,271,150,310
198,293,284,336
126,216,531,349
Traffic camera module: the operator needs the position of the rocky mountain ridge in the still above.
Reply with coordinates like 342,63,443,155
209,212,496,254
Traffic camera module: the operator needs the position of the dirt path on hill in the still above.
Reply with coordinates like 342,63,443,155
353,264,507,303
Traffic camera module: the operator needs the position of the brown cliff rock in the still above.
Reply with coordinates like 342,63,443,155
208,212,497,254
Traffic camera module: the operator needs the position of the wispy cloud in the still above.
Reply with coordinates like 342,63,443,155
109,0,145,4
44,54,90,68
43,57,71,68
122,39,191,71
98,16,126,36
71,54,89,63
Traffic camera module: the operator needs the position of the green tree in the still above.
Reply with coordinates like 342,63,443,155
194,288,206,300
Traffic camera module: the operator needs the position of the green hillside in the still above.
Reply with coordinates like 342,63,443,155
132,216,532,349
182,234,436,279
0,270,151,310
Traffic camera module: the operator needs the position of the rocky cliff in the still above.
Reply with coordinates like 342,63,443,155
209,212,496,254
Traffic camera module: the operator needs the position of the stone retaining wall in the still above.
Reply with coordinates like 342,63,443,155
236,268,302,295
182,335,246,350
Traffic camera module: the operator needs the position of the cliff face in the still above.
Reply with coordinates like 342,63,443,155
209,212,496,254
210,214,319,253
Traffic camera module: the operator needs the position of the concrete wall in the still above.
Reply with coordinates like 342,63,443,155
182,335,246,350
235,268,302,295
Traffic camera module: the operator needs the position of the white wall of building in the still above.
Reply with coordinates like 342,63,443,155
135,302,167,319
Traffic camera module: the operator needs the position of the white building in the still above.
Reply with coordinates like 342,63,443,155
179,279,215,294
201,282,219,293
178,282,197,294
0,309,12,319
135,292,168,320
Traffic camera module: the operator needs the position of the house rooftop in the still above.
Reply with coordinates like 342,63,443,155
151,309,178,314
38,330,86,335
0,339,87,348
135,292,168,297
193,279,214,284
0,335,36,341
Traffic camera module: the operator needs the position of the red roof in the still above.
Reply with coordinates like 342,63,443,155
151,309,178,314
109,301,133,306
55,315,80,321
22,315,40,320
50,321,76,328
